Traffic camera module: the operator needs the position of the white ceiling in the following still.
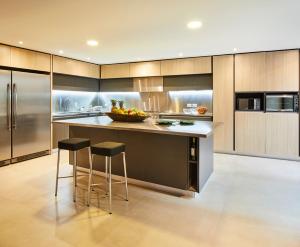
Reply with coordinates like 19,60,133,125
0,0,299,64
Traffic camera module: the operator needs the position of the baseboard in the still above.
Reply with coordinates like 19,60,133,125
215,151,300,162
11,150,50,164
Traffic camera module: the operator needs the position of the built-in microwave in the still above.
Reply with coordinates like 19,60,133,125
236,93,264,111
265,93,299,112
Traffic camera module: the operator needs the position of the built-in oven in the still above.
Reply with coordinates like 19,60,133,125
265,93,299,112
236,93,264,111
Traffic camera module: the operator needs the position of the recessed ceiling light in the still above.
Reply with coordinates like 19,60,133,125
18,41,23,45
86,40,98,46
233,48,238,52
86,57,90,61
187,21,203,29
59,50,64,54
178,52,183,57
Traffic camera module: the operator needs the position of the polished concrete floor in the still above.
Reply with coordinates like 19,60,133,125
0,151,299,247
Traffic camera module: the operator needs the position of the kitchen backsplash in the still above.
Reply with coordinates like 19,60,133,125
99,90,213,113
52,90,213,114
52,90,100,113
167,90,212,113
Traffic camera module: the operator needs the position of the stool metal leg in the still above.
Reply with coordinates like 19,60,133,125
74,152,78,188
55,149,61,196
108,156,112,214
105,156,108,194
122,152,129,201
87,147,93,206
73,151,77,202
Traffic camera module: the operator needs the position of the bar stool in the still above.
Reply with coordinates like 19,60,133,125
55,138,92,202
87,142,129,214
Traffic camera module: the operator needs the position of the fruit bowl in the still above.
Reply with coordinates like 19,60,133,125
106,112,150,122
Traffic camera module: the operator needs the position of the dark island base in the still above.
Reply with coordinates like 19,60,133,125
69,126,213,192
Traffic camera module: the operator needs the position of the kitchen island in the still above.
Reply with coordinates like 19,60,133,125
53,116,213,193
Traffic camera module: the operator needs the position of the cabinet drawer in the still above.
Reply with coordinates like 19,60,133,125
11,47,50,72
129,61,161,77
161,57,211,76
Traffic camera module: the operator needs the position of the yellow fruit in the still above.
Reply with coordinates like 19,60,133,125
111,107,118,113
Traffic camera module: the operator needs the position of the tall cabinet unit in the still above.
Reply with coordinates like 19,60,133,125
213,55,234,152
234,49,300,159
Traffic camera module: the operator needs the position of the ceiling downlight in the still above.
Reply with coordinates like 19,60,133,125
187,21,203,29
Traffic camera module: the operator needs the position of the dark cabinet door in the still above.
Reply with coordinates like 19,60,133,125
70,127,189,190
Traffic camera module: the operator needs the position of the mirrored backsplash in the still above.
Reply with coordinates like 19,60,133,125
99,92,142,112
52,90,213,114
167,90,212,113
52,90,101,113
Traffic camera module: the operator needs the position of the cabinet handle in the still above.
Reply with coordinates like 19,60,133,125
12,83,17,129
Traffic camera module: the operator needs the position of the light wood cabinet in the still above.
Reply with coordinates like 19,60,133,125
265,50,299,91
101,63,130,79
53,56,100,78
213,55,234,152
235,50,299,92
11,47,51,72
235,112,266,155
129,61,161,77
0,44,11,67
235,52,266,92
236,111,299,158
265,113,299,157
161,57,212,76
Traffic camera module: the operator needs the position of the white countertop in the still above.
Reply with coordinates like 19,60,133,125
53,116,213,138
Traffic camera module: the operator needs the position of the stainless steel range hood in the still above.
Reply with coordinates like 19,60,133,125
133,77,163,92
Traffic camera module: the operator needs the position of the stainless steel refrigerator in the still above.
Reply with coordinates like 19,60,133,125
0,69,50,166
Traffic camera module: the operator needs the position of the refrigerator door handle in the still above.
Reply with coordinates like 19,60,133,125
12,83,17,129
7,83,11,130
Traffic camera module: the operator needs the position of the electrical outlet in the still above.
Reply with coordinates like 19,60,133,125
187,103,192,107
